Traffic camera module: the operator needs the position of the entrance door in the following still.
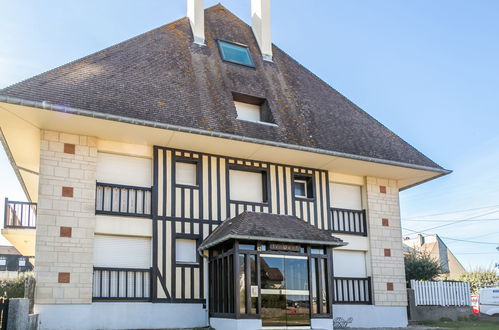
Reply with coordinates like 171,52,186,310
260,255,310,328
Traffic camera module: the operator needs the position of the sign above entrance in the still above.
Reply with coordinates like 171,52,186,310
269,243,301,252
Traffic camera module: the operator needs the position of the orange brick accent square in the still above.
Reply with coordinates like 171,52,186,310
384,248,391,257
387,282,394,291
60,226,72,238
379,186,387,193
58,272,70,283
62,186,73,198
64,143,75,154
382,218,389,226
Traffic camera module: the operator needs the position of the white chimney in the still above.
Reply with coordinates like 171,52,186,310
251,0,272,61
187,0,205,45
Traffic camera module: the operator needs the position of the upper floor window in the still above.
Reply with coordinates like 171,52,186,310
18,257,26,267
330,183,362,210
232,92,276,125
176,239,198,264
175,161,198,186
0,257,6,266
234,101,261,122
229,168,267,203
218,40,255,67
294,175,314,199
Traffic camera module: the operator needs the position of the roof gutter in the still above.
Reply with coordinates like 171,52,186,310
198,234,348,252
0,95,452,175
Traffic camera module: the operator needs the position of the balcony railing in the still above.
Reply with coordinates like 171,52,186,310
333,277,372,304
330,208,367,236
4,198,37,229
95,182,152,218
92,267,152,301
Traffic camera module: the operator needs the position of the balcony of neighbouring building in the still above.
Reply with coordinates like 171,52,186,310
2,198,36,256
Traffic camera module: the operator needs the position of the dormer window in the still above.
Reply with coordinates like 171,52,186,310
218,40,255,67
232,92,276,126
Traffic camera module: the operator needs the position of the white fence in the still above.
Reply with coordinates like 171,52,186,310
411,280,471,306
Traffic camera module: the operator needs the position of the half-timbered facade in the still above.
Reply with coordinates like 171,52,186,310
0,1,450,329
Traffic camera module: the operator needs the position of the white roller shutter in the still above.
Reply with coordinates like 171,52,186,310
93,235,151,268
333,250,367,277
330,183,362,210
229,169,263,203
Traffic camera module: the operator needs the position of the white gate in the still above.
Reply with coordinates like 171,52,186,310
410,280,471,306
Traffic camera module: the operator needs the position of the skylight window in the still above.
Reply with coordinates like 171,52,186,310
218,40,255,67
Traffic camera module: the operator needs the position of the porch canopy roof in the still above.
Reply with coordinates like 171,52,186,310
199,211,347,251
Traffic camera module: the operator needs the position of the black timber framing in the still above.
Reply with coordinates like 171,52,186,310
150,145,366,305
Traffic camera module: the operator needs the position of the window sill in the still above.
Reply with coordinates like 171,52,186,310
176,261,200,266
236,118,278,127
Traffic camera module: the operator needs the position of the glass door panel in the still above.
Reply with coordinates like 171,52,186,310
260,254,310,328
261,255,286,327
285,257,310,327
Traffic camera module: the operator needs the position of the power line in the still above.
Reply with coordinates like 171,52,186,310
454,252,499,255
403,218,499,223
403,204,499,220
405,208,499,232
401,228,499,245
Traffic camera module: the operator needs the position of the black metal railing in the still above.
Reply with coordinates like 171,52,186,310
333,277,372,304
330,208,367,236
4,198,37,229
92,267,152,301
95,182,152,218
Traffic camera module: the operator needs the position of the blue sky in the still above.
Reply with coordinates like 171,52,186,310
0,1,498,270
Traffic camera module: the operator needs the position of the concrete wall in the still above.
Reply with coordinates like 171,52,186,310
333,304,408,328
35,303,207,330
365,177,407,307
35,130,97,304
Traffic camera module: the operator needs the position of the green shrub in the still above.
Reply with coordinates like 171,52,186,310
439,317,452,322
0,272,34,298
405,251,442,281
469,314,479,321
458,267,499,295
457,315,469,321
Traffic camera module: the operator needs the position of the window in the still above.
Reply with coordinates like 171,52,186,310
218,40,255,67
175,161,198,186
18,258,26,267
229,169,267,203
0,257,6,266
235,101,261,122
176,239,198,264
294,175,314,199
333,250,366,277
330,183,362,210
232,92,275,125
93,235,151,268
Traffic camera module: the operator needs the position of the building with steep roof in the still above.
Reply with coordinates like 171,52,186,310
0,1,449,329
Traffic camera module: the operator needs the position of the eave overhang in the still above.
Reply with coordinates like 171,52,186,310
0,96,451,203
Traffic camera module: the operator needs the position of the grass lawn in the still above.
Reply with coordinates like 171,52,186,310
417,319,499,329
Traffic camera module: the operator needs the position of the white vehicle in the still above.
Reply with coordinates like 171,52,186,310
479,287,499,316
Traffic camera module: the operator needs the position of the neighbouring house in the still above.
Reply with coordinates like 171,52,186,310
403,234,467,280
0,1,450,329
0,245,33,279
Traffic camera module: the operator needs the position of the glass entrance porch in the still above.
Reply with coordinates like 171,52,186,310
207,240,332,327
